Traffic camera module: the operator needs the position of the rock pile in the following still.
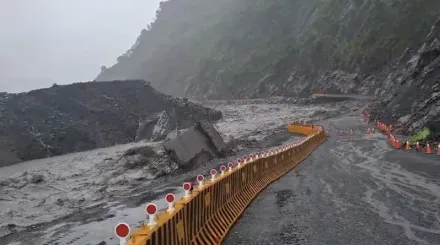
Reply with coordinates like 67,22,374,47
0,80,222,167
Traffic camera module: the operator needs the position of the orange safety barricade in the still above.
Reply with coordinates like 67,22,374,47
426,144,433,154
405,141,411,151
416,142,422,151
123,124,327,245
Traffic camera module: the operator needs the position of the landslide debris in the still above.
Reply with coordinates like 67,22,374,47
0,80,222,166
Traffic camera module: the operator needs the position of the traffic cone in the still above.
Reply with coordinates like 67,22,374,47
385,126,391,135
416,142,422,151
437,144,440,156
405,141,411,151
339,130,344,136
389,134,395,141
395,140,403,149
367,128,371,134
388,134,394,146
426,144,433,154
371,128,375,133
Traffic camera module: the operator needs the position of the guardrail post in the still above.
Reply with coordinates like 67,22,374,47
183,182,192,198
237,158,243,167
210,169,217,182
220,165,226,176
228,162,234,172
115,223,130,245
145,203,157,227
165,193,175,213
197,175,205,189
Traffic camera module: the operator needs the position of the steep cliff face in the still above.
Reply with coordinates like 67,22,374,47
0,80,222,166
96,0,440,139
367,22,440,139
96,0,440,96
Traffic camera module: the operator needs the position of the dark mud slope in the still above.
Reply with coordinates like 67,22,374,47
0,80,222,166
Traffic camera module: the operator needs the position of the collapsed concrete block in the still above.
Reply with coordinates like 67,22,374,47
163,121,227,168
197,121,228,155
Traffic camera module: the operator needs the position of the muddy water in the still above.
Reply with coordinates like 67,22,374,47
1,102,337,245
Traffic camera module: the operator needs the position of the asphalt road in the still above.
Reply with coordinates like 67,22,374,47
224,113,440,245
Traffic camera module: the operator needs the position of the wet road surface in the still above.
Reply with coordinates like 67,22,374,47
225,114,440,245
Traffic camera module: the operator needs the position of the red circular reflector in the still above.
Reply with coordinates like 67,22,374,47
145,203,157,215
197,175,204,182
165,193,175,203
228,162,234,167
220,165,226,171
115,223,130,238
183,182,191,190
210,169,217,175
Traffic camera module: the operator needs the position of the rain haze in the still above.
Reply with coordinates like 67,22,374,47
0,0,161,93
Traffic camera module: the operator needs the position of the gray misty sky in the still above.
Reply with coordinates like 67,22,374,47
0,0,161,93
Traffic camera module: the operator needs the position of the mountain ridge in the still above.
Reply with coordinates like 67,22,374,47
96,0,440,140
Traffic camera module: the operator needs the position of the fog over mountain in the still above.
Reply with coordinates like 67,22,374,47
0,0,161,92
97,0,440,140
2,0,440,142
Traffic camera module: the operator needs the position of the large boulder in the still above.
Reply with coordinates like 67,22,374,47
163,121,227,168
135,110,176,142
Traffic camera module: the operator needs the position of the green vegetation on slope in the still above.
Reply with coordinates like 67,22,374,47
409,128,432,144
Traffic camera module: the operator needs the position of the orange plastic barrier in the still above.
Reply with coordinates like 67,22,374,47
365,112,439,156
415,142,421,151
405,141,411,151
119,124,326,245
426,144,433,154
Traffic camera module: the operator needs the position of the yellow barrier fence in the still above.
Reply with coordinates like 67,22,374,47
118,123,326,245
